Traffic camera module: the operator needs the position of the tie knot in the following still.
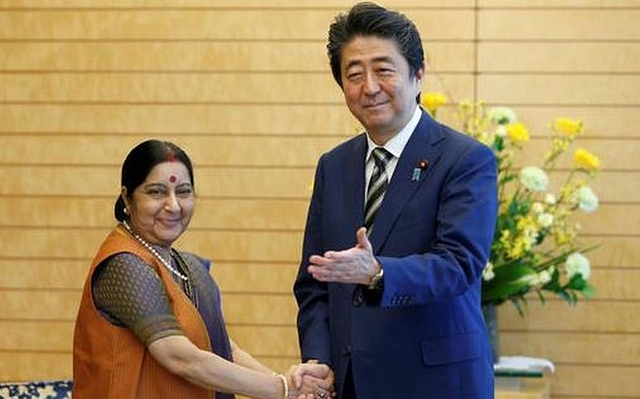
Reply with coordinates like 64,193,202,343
372,147,393,168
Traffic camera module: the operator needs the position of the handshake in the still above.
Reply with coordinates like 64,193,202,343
280,360,335,399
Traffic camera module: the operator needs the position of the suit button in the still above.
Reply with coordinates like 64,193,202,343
352,288,364,307
342,345,352,356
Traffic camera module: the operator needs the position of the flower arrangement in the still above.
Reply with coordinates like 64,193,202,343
423,93,600,315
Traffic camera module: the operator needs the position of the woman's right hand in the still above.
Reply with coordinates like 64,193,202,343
286,362,334,399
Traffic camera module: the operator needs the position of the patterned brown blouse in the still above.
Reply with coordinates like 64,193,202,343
91,250,185,346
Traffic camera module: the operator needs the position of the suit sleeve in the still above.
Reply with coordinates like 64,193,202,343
379,142,498,307
293,154,332,364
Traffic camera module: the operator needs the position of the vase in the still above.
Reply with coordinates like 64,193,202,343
482,303,500,364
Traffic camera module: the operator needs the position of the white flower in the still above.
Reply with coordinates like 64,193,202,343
537,212,554,228
532,202,544,214
495,125,507,137
520,166,549,192
523,225,539,249
489,106,517,125
537,269,553,286
565,252,591,280
545,193,556,205
483,262,495,281
574,186,599,213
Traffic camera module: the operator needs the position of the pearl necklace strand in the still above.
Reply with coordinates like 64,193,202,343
121,221,188,281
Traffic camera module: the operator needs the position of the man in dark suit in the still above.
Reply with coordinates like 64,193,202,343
293,3,498,399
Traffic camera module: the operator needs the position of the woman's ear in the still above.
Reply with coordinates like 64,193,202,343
120,187,130,212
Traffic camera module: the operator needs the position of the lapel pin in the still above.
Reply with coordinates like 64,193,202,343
411,160,429,181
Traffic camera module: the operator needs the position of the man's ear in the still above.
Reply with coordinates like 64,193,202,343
415,64,425,85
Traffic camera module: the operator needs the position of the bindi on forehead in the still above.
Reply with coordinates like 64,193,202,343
169,175,177,183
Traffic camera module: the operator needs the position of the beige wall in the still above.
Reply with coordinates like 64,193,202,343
0,1,638,397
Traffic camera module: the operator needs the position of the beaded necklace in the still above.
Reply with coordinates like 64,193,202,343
121,220,188,281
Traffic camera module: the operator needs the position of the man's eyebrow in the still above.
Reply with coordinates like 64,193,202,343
344,56,395,70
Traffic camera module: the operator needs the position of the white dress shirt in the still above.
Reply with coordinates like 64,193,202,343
364,106,422,199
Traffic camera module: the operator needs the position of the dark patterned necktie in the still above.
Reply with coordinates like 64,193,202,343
364,147,393,233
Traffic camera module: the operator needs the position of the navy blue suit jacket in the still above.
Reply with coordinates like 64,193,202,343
294,111,498,398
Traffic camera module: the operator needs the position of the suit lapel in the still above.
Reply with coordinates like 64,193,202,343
369,112,446,253
345,135,368,236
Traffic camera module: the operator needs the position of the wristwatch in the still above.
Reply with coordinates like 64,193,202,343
367,266,384,291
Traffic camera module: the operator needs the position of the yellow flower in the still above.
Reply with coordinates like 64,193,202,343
573,148,600,172
499,229,511,249
509,239,526,259
554,117,583,137
450,100,600,310
421,92,448,115
554,230,569,245
506,122,530,143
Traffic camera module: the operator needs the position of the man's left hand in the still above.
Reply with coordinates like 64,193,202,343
307,227,379,285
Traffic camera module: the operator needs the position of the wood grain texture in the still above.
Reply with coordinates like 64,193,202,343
0,9,476,41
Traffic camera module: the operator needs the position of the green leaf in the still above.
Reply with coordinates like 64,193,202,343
566,275,588,290
582,284,596,299
494,136,505,152
482,264,537,303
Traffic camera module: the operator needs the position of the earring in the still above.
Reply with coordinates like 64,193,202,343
123,207,129,215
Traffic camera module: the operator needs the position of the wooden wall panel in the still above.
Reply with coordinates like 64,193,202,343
476,3,639,397
502,332,639,365
4,249,639,298
0,9,333,40
481,0,637,7
0,168,635,203
7,288,640,334
0,135,343,166
0,260,87,289
1,41,474,73
497,106,640,139
222,294,297,325
552,366,640,398
0,258,297,293
0,9,477,41
479,9,640,40
0,104,357,135
0,73,341,103
578,236,639,268
499,301,640,333
1,42,332,72
0,197,311,230
2,260,638,300
3,135,635,169
472,137,631,170
8,192,638,236
427,105,640,139
1,196,636,237
0,321,73,352
213,263,298,294
478,75,640,106
0,167,316,198
227,326,299,357
0,0,475,8
0,354,71,382
0,73,474,103
1,291,79,321
588,268,640,300
0,1,637,397
479,42,640,73
0,228,303,262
